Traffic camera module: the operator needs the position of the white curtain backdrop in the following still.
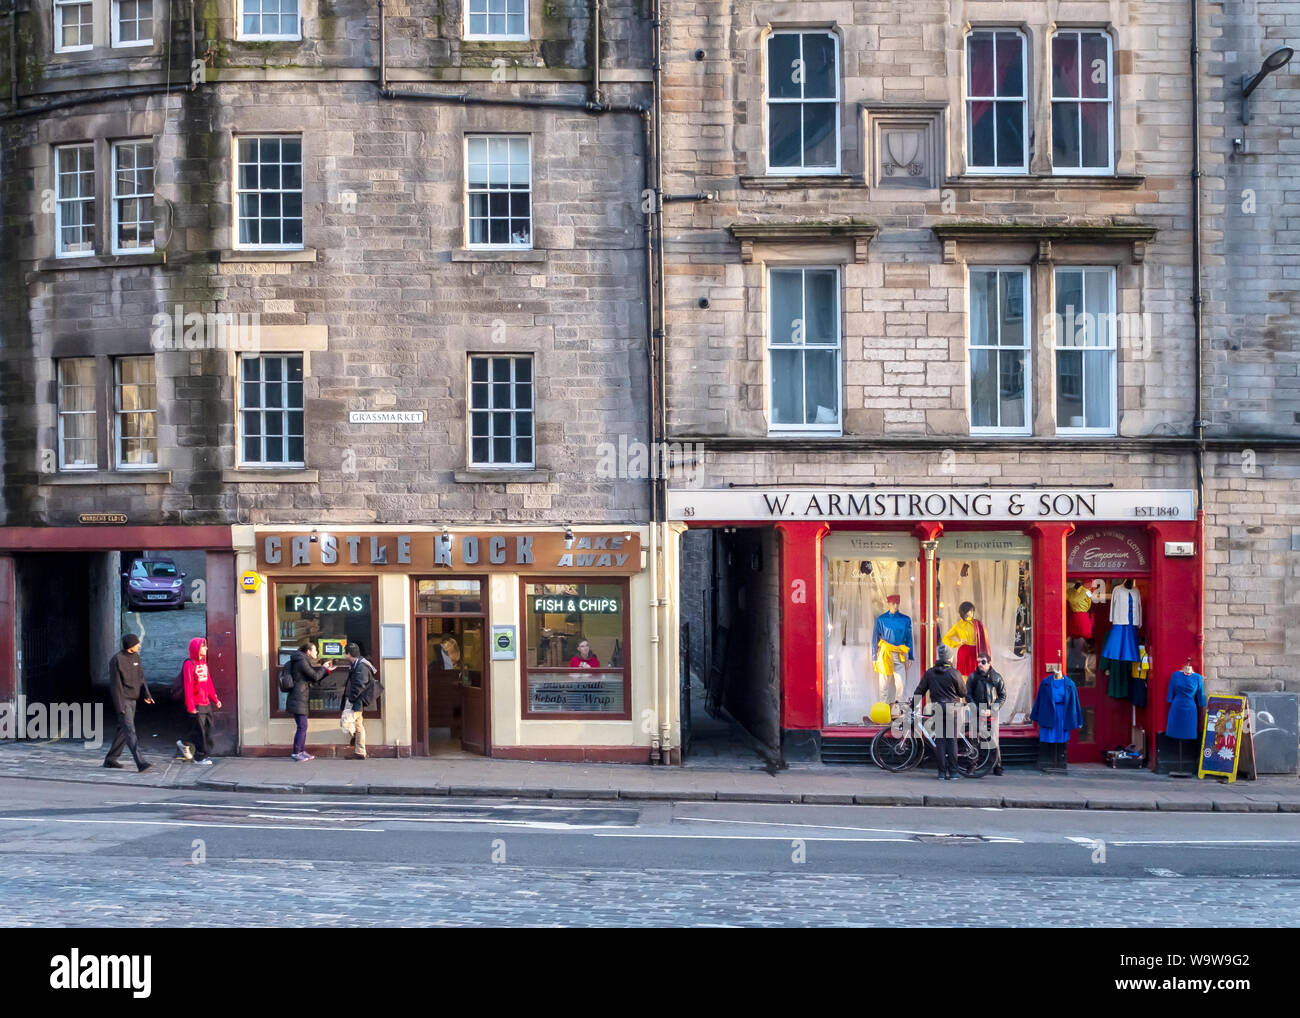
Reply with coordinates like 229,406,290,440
936,556,1032,721
824,555,919,725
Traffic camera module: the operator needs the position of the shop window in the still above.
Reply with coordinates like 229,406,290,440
965,29,1027,173
466,135,531,248
114,356,158,468
1054,267,1116,434
768,266,841,432
239,0,300,40
936,532,1033,722
235,135,303,249
969,267,1030,433
239,354,305,466
55,0,94,52
468,354,533,467
522,580,630,718
1051,30,1113,174
416,578,483,615
466,0,527,39
766,30,840,173
112,0,153,46
823,532,920,725
55,143,95,256
272,579,378,716
112,140,154,253
57,358,98,470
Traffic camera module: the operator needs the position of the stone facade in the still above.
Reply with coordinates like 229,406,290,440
0,0,654,529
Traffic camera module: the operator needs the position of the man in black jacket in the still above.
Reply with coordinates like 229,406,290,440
104,633,154,772
286,643,333,761
913,645,966,780
966,655,1007,776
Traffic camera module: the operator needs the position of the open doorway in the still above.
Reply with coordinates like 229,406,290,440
413,578,488,756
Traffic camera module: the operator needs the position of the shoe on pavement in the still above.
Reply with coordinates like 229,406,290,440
300,753,315,762
103,759,126,769
196,758,215,766
354,753,367,761
176,740,194,761
137,762,153,773
993,766,1004,776
291,752,306,761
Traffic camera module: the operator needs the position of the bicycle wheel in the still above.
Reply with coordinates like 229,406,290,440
954,732,993,777
870,726,919,772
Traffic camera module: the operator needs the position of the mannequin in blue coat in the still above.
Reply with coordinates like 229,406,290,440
1165,663,1206,741
1030,666,1084,743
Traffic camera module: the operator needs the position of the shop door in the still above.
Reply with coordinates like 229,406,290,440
1066,577,1150,763
418,616,487,755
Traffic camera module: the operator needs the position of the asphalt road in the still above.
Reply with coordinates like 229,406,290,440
1,778,1298,926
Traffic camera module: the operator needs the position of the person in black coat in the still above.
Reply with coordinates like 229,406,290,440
286,644,334,761
104,633,154,772
913,645,966,781
965,655,1007,776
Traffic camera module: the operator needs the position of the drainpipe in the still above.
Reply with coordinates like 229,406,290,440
9,0,17,106
1190,0,1206,667
378,0,387,90
590,0,601,106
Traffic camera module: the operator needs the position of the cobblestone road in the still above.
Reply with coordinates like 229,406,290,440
2,854,1298,927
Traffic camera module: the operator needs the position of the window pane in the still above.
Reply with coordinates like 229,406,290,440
768,105,803,168
1056,349,1084,426
970,348,997,428
968,34,994,96
803,103,838,168
803,33,837,99
770,348,803,425
471,357,488,382
1080,33,1109,99
273,582,375,714
1080,103,1109,168
472,436,489,462
1056,271,1085,347
969,270,996,346
768,35,802,99
1052,34,1078,98
1000,271,1025,345
999,349,1026,428
1084,269,1113,346
995,102,1024,167
1084,350,1112,429
803,349,839,425
994,32,1022,97
1056,102,1081,168
769,271,802,344
804,270,837,344
968,102,995,167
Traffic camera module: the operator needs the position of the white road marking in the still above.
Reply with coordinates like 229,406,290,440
1067,835,1300,847
1145,867,1182,877
592,833,918,842
0,816,384,833
258,799,626,813
677,815,1021,842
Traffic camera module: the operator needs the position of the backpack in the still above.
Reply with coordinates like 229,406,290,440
359,662,384,707
278,660,295,693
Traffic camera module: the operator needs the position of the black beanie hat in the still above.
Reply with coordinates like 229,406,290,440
122,633,140,651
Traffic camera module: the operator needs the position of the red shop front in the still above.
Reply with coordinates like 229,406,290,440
670,487,1202,769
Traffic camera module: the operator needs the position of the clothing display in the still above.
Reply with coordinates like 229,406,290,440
871,608,914,701
1030,674,1084,744
942,616,990,676
1101,582,1142,662
1165,669,1207,740
1066,585,1094,639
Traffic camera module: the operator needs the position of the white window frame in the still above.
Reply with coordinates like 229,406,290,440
464,0,529,41
465,134,533,250
111,139,155,255
764,30,842,176
1054,266,1118,436
233,134,305,251
56,358,98,472
113,356,158,470
54,0,94,53
237,354,306,468
1050,29,1115,176
111,0,154,48
236,0,301,42
765,265,843,435
467,354,535,469
964,28,1029,175
968,266,1032,436
54,143,96,258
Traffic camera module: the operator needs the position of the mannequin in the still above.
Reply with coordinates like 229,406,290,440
1102,578,1142,697
1031,661,1083,771
1165,658,1206,778
942,600,990,677
872,594,913,702
1066,581,1094,640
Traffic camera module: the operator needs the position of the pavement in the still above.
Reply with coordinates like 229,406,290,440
1,737,1297,812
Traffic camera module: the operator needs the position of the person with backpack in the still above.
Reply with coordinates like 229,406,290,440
340,643,381,760
179,637,222,765
282,643,334,761
912,644,967,781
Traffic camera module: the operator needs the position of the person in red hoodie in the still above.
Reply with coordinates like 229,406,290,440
180,637,222,765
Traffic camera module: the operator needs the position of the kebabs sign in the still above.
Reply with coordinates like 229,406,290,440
257,530,641,574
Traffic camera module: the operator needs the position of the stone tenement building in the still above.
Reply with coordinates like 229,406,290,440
664,1,1300,767
0,1,681,763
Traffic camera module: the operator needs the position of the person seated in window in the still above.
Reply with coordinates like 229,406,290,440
436,636,461,671
569,639,600,669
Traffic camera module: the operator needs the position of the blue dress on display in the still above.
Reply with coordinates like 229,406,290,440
1030,674,1084,744
1101,584,1141,663
1165,670,1206,740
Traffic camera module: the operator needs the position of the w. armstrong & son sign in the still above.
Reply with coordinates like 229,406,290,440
668,488,1196,522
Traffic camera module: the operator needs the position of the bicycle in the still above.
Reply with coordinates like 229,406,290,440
869,700,995,777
